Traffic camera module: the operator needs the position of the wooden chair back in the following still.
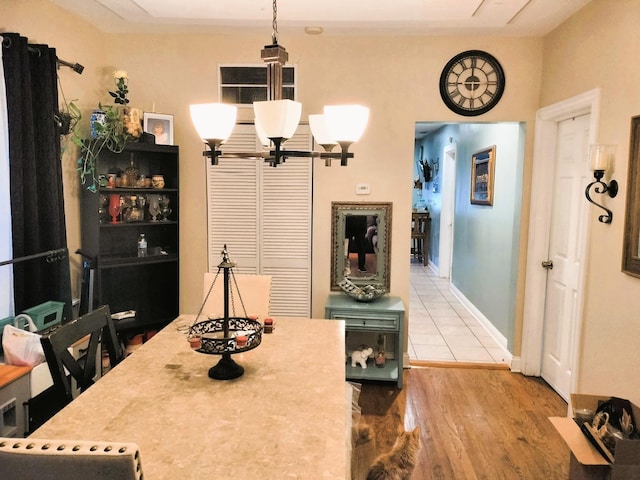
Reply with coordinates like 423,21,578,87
411,211,431,266
201,273,272,320
40,305,123,403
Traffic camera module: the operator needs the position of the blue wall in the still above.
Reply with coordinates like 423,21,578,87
415,122,525,349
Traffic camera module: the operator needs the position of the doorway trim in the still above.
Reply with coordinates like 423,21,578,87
439,144,457,279
521,89,601,382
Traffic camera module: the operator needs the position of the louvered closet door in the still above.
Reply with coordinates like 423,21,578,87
207,124,312,317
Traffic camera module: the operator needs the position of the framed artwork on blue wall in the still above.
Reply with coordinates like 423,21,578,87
470,146,496,205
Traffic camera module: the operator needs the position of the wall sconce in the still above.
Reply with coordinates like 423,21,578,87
585,144,618,224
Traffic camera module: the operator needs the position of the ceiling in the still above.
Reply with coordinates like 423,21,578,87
51,0,592,36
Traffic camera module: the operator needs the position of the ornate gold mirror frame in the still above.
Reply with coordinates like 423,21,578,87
330,202,392,291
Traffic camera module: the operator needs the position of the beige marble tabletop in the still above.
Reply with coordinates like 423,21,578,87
34,315,347,479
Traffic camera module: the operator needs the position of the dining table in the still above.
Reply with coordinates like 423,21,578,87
33,315,348,479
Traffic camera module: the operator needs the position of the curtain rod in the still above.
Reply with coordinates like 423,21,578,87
0,248,68,268
1,34,84,75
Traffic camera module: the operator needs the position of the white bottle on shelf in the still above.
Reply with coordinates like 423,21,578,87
137,234,147,257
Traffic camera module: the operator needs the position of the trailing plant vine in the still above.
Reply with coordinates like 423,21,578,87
72,105,132,193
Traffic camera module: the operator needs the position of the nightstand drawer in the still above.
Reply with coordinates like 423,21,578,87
330,313,398,331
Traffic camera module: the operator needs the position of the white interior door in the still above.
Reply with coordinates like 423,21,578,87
438,144,456,279
540,114,591,400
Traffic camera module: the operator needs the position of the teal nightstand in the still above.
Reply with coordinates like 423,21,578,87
325,295,404,389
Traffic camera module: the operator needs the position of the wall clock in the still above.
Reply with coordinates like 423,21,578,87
439,50,505,116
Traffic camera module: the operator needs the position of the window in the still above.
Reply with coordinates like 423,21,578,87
219,65,295,105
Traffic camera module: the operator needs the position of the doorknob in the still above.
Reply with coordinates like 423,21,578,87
541,260,554,269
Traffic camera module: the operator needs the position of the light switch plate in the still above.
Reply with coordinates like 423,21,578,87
355,183,370,195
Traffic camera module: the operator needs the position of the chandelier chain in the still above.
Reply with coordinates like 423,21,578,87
272,0,279,44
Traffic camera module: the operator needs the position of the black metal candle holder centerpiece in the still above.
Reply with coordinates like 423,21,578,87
189,246,263,380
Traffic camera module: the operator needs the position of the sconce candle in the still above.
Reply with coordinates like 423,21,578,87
590,144,615,171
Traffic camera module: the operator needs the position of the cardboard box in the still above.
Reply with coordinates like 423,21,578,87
550,394,640,480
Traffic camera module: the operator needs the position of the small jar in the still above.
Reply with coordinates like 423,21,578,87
188,336,201,349
236,335,248,348
263,318,274,334
152,175,165,189
107,173,117,188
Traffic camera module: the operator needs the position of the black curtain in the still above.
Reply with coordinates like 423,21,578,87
2,33,71,319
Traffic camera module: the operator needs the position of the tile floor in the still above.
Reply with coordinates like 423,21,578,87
408,261,508,365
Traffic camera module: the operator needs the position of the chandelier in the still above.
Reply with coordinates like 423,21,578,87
190,0,370,167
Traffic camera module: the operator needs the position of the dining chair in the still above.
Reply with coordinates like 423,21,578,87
0,437,143,480
40,305,124,404
201,272,272,319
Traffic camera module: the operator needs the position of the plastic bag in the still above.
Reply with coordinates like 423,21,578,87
1,324,45,366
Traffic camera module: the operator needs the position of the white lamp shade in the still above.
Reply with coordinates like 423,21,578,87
254,117,271,147
253,99,302,140
190,103,237,142
324,105,370,143
309,114,338,146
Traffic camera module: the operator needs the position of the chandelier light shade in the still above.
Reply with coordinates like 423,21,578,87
253,99,302,140
190,103,237,162
189,0,369,167
254,118,271,147
308,114,337,147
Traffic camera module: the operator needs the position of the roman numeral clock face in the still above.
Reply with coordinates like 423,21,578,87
439,50,505,116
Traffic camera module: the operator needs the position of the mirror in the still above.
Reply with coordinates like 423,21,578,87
622,115,640,277
331,202,392,291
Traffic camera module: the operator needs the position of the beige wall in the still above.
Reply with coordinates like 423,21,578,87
6,1,544,355
541,0,640,404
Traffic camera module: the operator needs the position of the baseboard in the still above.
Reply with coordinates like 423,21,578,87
448,283,514,369
403,352,411,368
409,360,510,370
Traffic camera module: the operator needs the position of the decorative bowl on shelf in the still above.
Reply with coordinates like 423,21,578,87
338,277,386,302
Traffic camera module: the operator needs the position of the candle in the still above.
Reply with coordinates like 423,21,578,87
263,318,274,333
236,335,248,348
590,144,615,171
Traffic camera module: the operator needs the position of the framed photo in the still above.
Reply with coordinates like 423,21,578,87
143,113,174,145
470,146,496,205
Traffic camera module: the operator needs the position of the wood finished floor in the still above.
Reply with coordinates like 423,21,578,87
357,367,571,480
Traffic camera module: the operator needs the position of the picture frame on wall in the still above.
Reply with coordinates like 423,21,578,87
143,112,174,145
470,145,496,205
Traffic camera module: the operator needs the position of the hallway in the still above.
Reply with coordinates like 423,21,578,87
408,261,508,365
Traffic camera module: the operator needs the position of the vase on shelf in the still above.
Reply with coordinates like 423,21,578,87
148,194,160,222
108,194,121,224
152,175,165,189
124,154,139,187
90,109,106,139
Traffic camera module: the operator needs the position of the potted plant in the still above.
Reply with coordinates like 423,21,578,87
71,105,130,192
70,70,137,192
